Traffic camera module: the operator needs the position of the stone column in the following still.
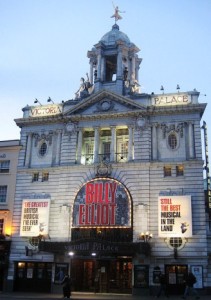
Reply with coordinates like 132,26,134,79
131,55,136,78
55,130,62,165
89,60,93,84
188,122,194,159
152,124,158,160
97,52,101,81
110,126,116,162
117,47,123,78
25,132,32,167
94,127,100,163
77,129,83,164
128,126,133,161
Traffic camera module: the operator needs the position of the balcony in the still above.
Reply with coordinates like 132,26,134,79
81,153,128,165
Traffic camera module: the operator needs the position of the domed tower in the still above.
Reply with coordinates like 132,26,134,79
87,23,142,96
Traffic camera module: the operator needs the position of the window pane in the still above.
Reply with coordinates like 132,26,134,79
176,165,184,176
164,166,172,177
0,186,7,203
39,142,47,156
168,133,177,150
0,160,10,173
42,172,49,182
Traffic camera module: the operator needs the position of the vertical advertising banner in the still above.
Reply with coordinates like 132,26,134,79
20,199,50,237
72,178,131,227
158,195,192,237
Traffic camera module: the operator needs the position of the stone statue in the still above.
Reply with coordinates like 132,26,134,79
75,73,91,99
111,2,125,22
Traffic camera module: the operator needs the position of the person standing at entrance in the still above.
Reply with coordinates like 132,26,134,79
182,271,200,299
156,273,168,298
62,274,71,299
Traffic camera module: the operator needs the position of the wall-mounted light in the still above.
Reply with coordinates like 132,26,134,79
68,251,74,256
34,98,42,105
47,97,54,104
91,252,97,256
140,231,153,242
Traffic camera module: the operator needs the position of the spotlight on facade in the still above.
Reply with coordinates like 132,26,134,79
47,97,54,104
68,251,74,256
91,252,97,256
140,231,153,242
34,98,42,105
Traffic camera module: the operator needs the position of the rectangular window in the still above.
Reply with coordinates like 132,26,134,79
164,166,172,177
84,143,94,164
176,165,184,176
0,219,4,234
102,142,111,162
0,160,10,173
0,186,7,203
32,173,39,182
42,172,49,182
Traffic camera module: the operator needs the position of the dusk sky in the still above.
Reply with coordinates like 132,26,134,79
1,0,211,165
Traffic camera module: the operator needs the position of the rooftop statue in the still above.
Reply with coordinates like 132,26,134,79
111,2,125,22
75,73,92,100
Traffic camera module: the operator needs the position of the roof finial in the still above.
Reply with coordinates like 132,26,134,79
111,2,125,23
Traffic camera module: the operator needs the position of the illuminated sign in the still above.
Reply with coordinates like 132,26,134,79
158,195,192,237
20,199,50,237
152,94,191,106
30,104,62,117
72,178,131,227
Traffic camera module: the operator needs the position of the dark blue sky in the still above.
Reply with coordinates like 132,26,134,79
1,0,210,163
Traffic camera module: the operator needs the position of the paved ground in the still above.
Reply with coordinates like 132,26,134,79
0,292,210,300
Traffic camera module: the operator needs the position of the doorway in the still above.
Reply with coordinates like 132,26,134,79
165,264,188,295
71,257,132,294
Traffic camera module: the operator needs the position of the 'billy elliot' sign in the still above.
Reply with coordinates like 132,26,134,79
72,178,131,227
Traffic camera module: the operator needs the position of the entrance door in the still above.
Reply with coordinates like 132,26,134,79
71,258,132,294
165,265,188,295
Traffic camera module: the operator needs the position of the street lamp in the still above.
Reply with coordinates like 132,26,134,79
140,231,153,242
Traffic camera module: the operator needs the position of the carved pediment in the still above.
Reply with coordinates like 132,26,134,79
63,90,146,117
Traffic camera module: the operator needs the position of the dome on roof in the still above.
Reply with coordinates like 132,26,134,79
100,24,131,46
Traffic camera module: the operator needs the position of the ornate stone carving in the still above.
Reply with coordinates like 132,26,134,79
160,122,185,138
96,99,115,112
33,131,53,147
95,161,112,177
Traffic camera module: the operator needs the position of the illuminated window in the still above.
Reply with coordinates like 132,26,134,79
39,142,47,156
164,166,172,177
0,219,4,234
176,165,184,176
32,173,39,182
42,172,49,182
0,160,10,173
168,133,177,150
0,186,7,203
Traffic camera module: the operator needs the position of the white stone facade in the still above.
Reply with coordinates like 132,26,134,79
6,23,210,295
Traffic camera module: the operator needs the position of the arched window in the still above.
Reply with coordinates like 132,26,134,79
168,132,177,150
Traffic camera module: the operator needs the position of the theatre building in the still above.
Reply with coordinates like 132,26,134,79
7,20,211,295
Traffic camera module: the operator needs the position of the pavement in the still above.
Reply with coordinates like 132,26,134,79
0,292,210,300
